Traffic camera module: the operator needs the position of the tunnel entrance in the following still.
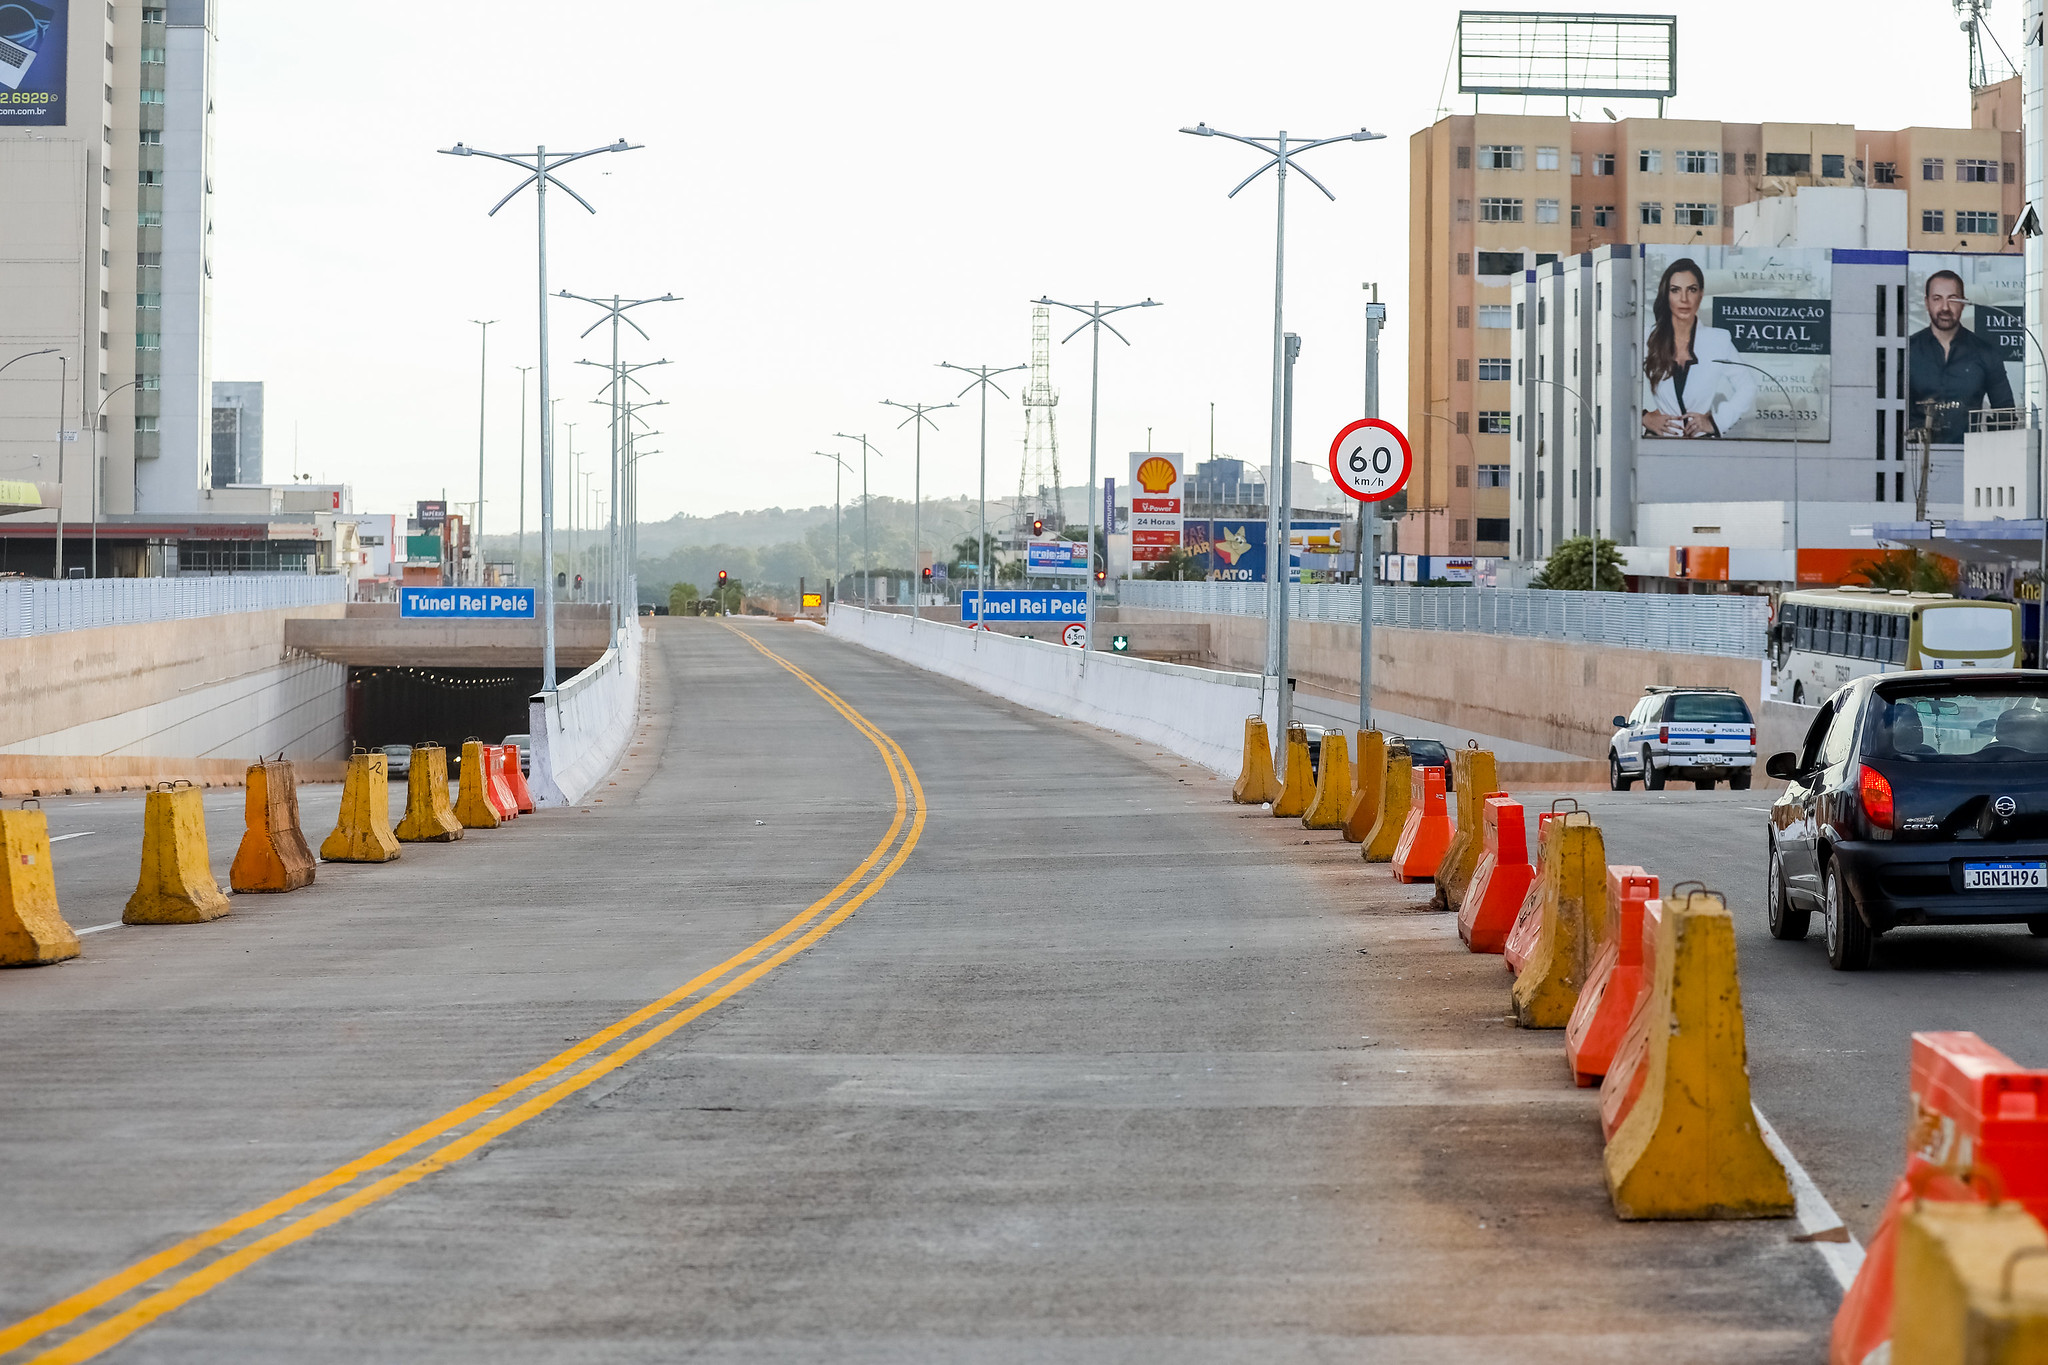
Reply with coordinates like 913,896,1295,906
347,666,542,753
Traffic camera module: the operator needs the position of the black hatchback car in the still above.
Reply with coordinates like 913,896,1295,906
1766,671,2048,970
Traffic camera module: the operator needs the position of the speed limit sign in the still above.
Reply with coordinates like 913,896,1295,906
1328,418,1413,502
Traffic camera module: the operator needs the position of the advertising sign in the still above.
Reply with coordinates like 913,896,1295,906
1026,538,1088,577
415,499,447,527
0,1,67,125
1183,519,1342,582
399,587,536,619
1639,246,1832,442
1128,452,1185,562
1907,253,2022,445
958,590,1088,621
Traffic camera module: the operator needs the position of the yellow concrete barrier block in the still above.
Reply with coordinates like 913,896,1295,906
394,745,464,843
320,750,401,864
1603,888,1792,1220
1270,725,1314,819
229,759,316,893
1432,747,1500,912
1302,728,1352,829
1893,1199,2048,1365
1231,716,1281,805
0,804,79,966
1362,749,1413,863
123,784,231,925
1512,819,1607,1027
1341,730,1385,844
453,739,501,830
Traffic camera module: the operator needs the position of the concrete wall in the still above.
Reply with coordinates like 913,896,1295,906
529,621,643,807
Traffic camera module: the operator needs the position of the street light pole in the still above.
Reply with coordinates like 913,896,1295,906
91,379,138,577
564,422,578,599
1361,287,1384,733
438,136,642,694
939,360,1026,630
1725,360,1802,584
52,355,66,578
815,452,852,597
1035,297,1161,669
881,398,955,624
834,433,884,606
514,364,532,583
469,319,495,585
1276,333,1301,749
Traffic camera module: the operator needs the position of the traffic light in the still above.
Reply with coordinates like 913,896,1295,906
574,573,583,591
921,566,933,582
717,570,728,588
1094,566,1107,585
1032,517,1044,537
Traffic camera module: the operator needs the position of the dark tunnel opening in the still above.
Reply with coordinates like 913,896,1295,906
347,667,541,754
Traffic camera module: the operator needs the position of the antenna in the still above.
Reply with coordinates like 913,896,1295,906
1018,304,1064,530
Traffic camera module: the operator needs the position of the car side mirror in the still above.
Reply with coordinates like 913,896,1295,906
1612,715,1628,728
1765,752,1801,781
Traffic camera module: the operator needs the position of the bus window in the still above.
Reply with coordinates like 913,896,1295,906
1829,609,1848,657
1795,606,1811,650
1920,604,2019,657
1860,612,1876,660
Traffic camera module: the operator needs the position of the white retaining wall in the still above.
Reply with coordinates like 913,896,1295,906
529,621,643,807
828,606,1267,776
0,655,347,762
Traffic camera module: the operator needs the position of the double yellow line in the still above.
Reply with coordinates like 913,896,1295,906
3,624,923,1365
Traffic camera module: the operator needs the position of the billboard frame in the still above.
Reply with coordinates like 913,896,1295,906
1456,11,1678,102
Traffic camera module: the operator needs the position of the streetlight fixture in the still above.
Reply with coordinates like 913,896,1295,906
815,450,853,598
880,398,955,623
438,136,642,694
834,433,886,605
939,360,1026,629
1033,296,1162,665
90,379,138,576
469,320,496,585
1180,120,1382,694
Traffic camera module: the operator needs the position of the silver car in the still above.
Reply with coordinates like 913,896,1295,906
380,744,412,778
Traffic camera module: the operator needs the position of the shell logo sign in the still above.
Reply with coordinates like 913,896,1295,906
1127,451,1184,562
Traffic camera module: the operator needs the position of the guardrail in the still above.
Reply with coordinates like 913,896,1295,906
1117,580,1770,659
0,574,347,639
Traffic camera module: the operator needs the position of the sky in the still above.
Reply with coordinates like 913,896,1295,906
208,0,2015,533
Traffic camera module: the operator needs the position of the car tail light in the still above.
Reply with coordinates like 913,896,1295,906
1749,726,1757,746
1859,765,1895,830
1659,725,1669,744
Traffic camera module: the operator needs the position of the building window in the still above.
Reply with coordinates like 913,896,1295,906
1477,358,1511,381
1922,158,1945,180
1878,472,1888,502
1872,161,1897,184
1455,411,1470,435
1477,517,1509,543
139,129,161,147
1456,252,1471,276
1479,144,1524,170
1477,464,1510,487
1456,145,1471,169
1637,148,1662,172
142,6,165,20
1456,305,1471,328
137,169,160,185
1596,406,1603,434
1958,158,1998,182
1922,209,1946,233
138,88,163,104
1592,204,1615,227
1821,153,1846,179
137,333,161,349
1639,202,1663,225
1592,152,1614,176
1535,146,1559,171
1956,210,1998,234
2004,161,2017,183
1535,198,1559,223
139,374,160,391
1477,411,1511,435
1570,203,1582,227
1455,198,1472,221
140,46,164,64
1673,202,1718,226
1454,519,1469,543
135,416,158,433
1741,151,1756,174
1479,197,1524,222
137,293,161,309
137,210,161,226
1456,465,1470,488
1515,302,1524,329
1476,250,1522,275
1876,347,1887,399
1456,358,1470,382
1765,152,1811,176
1678,149,1718,174
1571,152,1582,175
1478,304,1513,328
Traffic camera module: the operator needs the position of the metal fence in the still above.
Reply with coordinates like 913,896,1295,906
1116,579,1770,658
0,574,348,639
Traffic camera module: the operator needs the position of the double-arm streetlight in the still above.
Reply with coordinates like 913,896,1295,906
881,398,955,623
438,136,641,695
468,320,496,583
815,451,853,599
833,433,885,605
939,360,1026,628
1035,297,1161,666
90,379,138,575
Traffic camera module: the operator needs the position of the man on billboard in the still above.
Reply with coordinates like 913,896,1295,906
1909,270,2014,444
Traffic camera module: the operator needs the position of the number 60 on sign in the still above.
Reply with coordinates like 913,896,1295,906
1327,418,1412,502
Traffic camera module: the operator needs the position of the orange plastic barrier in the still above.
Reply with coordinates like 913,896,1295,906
1830,1031,2048,1365
484,746,518,821
1389,765,1454,884
1564,866,1659,1087
500,744,536,813
1503,805,1579,974
1457,796,1534,953
1596,888,1670,1141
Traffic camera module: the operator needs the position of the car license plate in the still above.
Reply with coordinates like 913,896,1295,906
1963,862,2047,890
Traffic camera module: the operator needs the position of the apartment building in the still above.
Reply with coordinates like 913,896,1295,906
0,0,216,565
1403,86,2022,565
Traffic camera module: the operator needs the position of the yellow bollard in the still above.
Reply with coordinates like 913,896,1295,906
1511,818,1608,1027
1231,716,1281,805
394,744,464,843
1362,748,1413,862
453,739,501,830
229,759,316,893
320,750,401,863
124,783,231,925
1302,728,1352,830
0,803,80,966
1342,730,1385,844
1431,747,1500,912
1892,1200,2048,1365
1603,887,1792,1220
1271,725,1315,819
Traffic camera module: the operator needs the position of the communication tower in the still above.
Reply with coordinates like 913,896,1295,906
1018,305,1064,532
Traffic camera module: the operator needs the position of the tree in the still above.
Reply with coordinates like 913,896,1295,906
1851,549,1955,594
1141,545,1204,581
668,582,700,615
1532,535,1625,591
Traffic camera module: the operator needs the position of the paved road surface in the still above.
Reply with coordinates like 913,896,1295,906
1,620,1837,1362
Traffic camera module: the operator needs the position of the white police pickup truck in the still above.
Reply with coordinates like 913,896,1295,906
1608,685,1757,791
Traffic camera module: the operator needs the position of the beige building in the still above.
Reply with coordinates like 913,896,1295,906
0,0,215,571
1402,80,2023,563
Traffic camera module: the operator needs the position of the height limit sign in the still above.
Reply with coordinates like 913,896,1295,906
1328,418,1412,502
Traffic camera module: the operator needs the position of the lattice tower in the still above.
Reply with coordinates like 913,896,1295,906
1018,305,1064,531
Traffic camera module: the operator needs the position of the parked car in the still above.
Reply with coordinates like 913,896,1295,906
380,744,412,778
1610,685,1756,791
503,733,532,775
1764,670,2048,970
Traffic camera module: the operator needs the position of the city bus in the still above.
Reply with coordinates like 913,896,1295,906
1769,587,2022,704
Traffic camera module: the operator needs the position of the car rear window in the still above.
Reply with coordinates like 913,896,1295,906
1866,687,2048,760
1666,694,1752,723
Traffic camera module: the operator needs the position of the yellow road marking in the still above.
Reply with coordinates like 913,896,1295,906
8,623,922,1363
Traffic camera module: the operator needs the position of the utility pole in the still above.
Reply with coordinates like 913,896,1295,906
470,320,495,584
1360,284,1384,733
939,361,1026,629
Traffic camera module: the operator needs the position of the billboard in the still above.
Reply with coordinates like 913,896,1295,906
1184,519,1342,582
1128,452,1185,562
0,1,66,125
1907,253,2023,446
1639,246,1832,443
1025,538,1088,577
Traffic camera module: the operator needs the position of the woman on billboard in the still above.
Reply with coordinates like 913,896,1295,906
1641,257,1755,438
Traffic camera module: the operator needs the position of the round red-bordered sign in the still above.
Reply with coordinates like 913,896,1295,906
1328,418,1412,502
